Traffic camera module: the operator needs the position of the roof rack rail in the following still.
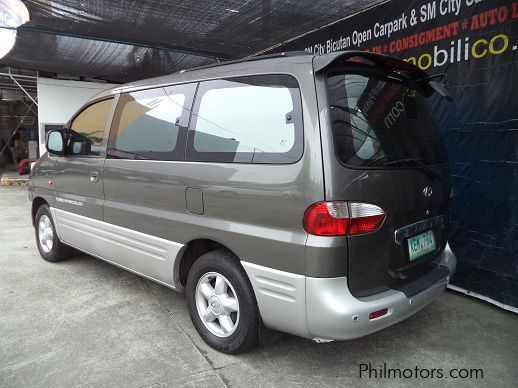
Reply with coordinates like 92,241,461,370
179,51,311,74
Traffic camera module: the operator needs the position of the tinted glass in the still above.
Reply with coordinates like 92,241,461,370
327,71,448,168
187,75,303,164
108,84,195,160
69,99,113,156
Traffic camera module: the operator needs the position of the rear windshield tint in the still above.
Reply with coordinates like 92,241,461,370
326,71,448,168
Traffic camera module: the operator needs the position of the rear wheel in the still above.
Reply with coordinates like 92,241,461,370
186,250,260,354
35,205,70,262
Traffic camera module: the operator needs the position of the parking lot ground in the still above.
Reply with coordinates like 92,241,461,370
1,186,517,387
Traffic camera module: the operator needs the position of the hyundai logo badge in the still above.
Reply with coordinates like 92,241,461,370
423,186,433,198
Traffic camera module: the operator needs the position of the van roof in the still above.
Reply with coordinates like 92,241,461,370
92,51,314,100
91,50,429,101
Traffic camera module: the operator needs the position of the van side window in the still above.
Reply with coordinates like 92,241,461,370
187,75,303,164
107,84,196,161
69,98,113,157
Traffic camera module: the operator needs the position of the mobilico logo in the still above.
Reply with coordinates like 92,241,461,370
404,33,512,70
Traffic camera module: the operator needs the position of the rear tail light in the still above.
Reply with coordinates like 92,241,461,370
348,203,386,235
303,202,385,237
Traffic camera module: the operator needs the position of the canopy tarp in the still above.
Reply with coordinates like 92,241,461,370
1,0,385,82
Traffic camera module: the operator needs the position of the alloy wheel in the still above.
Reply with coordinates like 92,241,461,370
195,271,240,337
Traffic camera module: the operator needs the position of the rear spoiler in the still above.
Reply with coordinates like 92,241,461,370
314,51,453,101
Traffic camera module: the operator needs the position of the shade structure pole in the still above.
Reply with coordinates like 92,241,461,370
8,68,38,107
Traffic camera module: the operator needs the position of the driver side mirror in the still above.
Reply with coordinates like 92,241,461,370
46,129,66,156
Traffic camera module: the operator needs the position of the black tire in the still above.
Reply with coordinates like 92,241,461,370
186,250,260,354
34,204,70,262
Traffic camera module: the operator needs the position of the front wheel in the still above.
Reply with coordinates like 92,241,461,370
35,204,70,262
186,250,260,354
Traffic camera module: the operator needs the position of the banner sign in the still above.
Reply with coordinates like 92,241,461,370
270,0,518,309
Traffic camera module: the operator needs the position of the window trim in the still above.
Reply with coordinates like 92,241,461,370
185,74,304,165
106,84,197,161
66,96,116,158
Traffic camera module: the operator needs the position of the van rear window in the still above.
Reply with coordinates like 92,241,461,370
326,71,448,168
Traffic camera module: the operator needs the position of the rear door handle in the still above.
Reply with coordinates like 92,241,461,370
90,172,99,183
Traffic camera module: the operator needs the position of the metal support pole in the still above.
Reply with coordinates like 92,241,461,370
18,98,38,116
0,72,37,80
8,69,38,107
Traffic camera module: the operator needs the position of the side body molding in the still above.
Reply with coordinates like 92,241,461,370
50,208,185,289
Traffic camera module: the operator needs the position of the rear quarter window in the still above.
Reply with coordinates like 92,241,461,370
186,75,303,164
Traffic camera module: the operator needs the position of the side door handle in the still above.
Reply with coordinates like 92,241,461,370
90,171,99,183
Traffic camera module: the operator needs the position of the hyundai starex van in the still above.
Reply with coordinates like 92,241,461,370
29,51,457,354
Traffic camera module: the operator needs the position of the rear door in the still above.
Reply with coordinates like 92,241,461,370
53,98,115,220
319,58,452,297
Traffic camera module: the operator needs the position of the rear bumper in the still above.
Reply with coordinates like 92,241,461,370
306,243,457,341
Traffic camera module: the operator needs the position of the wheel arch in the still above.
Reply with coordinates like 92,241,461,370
32,197,49,226
176,238,242,290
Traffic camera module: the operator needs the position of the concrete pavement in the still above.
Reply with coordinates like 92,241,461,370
1,186,517,387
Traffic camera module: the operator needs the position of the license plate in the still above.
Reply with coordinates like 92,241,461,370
407,230,436,261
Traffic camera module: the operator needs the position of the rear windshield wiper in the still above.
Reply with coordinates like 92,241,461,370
383,158,443,180
383,158,425,167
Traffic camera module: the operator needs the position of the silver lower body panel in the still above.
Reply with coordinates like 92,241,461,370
244,244,457,341
50,208,184,288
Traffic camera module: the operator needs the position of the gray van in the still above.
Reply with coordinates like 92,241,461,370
29,51,456,354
